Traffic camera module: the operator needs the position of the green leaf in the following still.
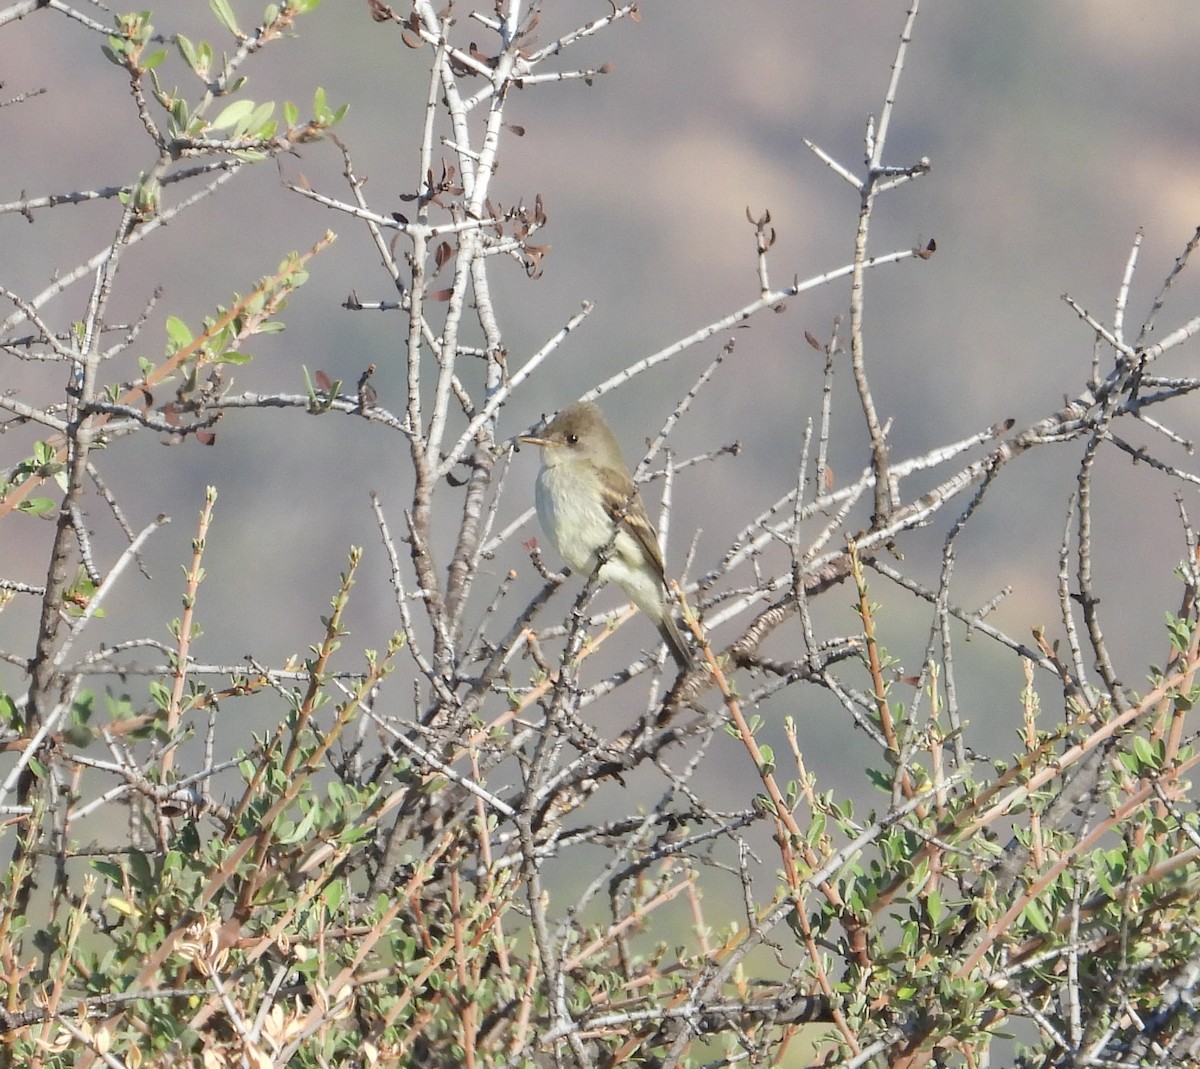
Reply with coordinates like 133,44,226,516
1022,899,1050,933
176,33,199,72
167,96,192,138
1131,734,1158,770
211,98,256,133
276,805,318,846
0,693,18,730
338,823,374,844
165,315,194,351
210,0,241,36
91,860,123,883
864,766,890,792
148,680,171,712
247,100,276,133
925,886,944,926
18,497,56,518
142,48,168,70
805,810,826,845
197,41,214,77
70,690,96,726
128,850,153,887
324,879,346,912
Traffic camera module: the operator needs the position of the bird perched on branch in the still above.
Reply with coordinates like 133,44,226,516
521,401,691,667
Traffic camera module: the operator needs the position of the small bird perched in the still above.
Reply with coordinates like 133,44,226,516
521,401,691,667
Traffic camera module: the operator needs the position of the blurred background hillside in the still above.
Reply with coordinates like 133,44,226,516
2,1,1199,776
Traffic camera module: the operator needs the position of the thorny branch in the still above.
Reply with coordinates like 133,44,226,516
1,3,1198,1068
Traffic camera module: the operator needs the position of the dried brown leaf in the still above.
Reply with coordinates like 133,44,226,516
468,43,496,68
358,363,378,408
524,244,550,278
433,240,453,275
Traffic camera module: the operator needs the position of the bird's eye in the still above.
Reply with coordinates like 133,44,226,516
567,433,579,445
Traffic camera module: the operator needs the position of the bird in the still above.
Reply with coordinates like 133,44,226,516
521,401,691,667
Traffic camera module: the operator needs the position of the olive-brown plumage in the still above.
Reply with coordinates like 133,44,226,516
522,402,690,667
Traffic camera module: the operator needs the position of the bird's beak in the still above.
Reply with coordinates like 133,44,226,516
519,433,553,448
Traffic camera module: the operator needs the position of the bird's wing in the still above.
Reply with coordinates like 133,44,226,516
601,468,668,582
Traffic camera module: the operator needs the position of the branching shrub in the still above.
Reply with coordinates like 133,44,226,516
1,3,1198,1067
